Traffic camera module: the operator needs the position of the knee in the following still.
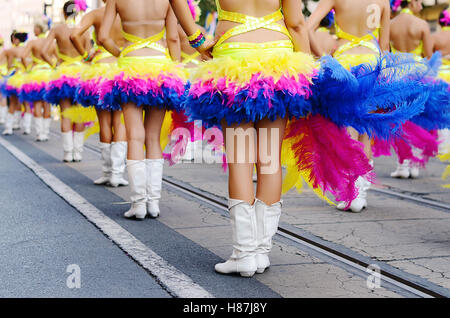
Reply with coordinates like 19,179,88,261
128,127,145,145
145,132,161,146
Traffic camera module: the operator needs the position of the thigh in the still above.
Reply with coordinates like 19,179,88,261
96,109,112,126
122,103,145,137
143,107,166,138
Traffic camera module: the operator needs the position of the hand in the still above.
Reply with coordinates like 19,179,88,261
196,38,216,61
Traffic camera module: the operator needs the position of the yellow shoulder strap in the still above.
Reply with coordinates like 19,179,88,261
120,29,168,58
216,8,292,48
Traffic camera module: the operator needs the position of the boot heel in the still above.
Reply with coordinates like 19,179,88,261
240,271,256,278
256,268,266,274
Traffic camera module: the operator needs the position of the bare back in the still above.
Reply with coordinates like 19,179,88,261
54,24,84,58
390,13,428,55
333,0,389,54
92,7,125,48
432,30,450,57
31,38,56,62
214,0,290,44
115,0,170,56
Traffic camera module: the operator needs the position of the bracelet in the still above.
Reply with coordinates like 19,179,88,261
190,35,205,48
188,29,201,42
189,32,205,48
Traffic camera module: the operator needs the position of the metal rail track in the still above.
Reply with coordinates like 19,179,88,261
52,132,450,297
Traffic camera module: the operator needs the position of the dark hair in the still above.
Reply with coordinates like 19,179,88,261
63,1,77,18
11,31,28,43
400,0,409,9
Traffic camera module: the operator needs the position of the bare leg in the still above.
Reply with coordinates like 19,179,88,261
34,101,43,118
59,99,73,133
24,102,32,114
122,103,145,160
144,107,166,159
358,133,373,160
96,109,112,144
112,110,127,142
222,121,256,204
255,117,287,205
9,96,18,114
43,102,51,119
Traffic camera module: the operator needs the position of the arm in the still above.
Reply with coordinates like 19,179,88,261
6,49,15,71
378,1,390,52
70,11,95,56
99,0,121,57
421,22,433,58
282,0,311,54
41,28,57,66
166,6,181,62
20,41,33,69
169,0,213,59
306,0,334,56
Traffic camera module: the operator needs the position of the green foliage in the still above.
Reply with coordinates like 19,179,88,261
199,0,217,25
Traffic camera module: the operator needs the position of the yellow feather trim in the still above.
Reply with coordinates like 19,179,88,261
280,132,335,206
191,50,317,84
102,57,187,81
334,53,377,70
61,105,97,124
79,62,118,81
48,63,83,81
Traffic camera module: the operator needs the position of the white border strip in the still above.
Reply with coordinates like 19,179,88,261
0,136,213,299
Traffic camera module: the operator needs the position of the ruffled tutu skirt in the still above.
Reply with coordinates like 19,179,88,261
44,62,82,105
76,62,118,110
3,69,26,98
184,48,316,127
19,64,53,103
371,53,450,167
98,55,188,111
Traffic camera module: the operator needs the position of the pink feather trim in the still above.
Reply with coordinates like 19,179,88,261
285,114,374,205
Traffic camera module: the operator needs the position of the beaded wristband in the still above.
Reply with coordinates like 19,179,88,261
188,29,201,42
190,35,205,48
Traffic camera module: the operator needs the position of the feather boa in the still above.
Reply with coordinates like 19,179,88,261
98,59,187,111
282,114,373,206
309,54,429,140
373,121,440,166
184,51,317,128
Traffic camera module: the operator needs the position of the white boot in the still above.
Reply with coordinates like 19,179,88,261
41,118,51,141
94,142,112,185
391,160,411,179
62,131,74,162
73,131,85,162
410,163,420,179
34,117,44,141
215,199,258,277
109,141,129,187
146,159,164,218
337,160,373,212
123,160,147,220
2,112,14,135
22,113,32,135
255,199,282,274
347,176,369,213
13,111,21,130
0,106,7,124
